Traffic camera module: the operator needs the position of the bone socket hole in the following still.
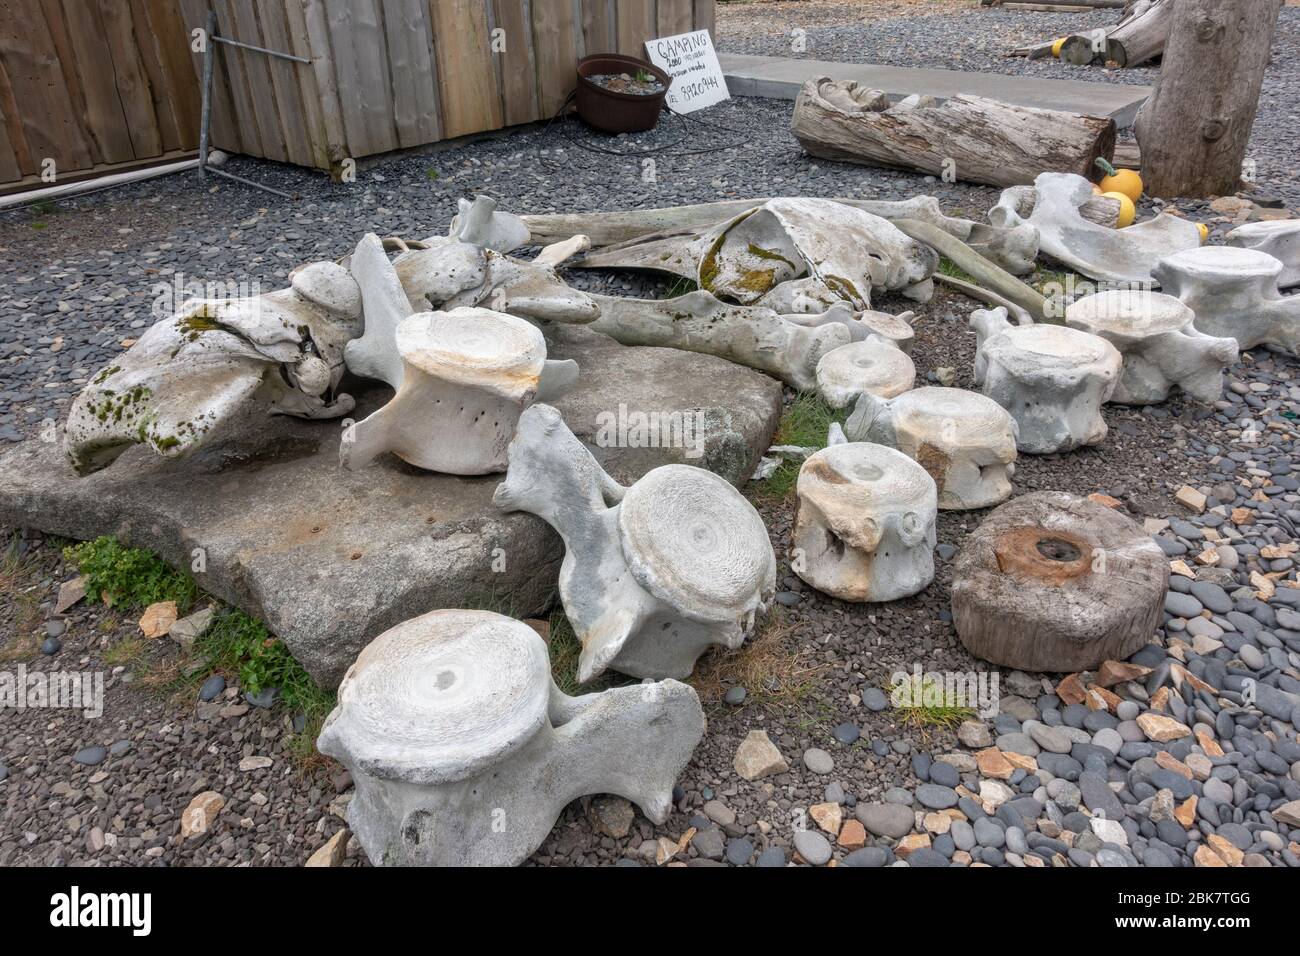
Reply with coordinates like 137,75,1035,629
1035,537,1082,563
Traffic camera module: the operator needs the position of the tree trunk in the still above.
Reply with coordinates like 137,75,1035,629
1135,0,1282,198
792,78,1116,189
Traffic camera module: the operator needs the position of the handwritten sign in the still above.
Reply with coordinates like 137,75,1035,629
644,30,730,114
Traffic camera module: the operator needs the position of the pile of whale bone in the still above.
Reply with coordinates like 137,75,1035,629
57,181,1300,866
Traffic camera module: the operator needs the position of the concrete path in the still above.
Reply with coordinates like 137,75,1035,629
720,53,1151,126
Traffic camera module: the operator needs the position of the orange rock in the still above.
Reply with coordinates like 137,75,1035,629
809,802,842,835
1087,493,1122,509
838,819,867,850
1003,751,1038,773
1231,507,1251,525
1087,686,1121,712
1155,751,1193,779
975,747,1015,780
1194,844,1227,867
1096,660,1152,688
1150,686,1170,712
1137,712,1191,742
1174,796,1197,828
138,600,178,639
895,833,931,858
1195,730,1224,757
1205,834,1243,867
1055,672,1087,706
1173,663,1217,695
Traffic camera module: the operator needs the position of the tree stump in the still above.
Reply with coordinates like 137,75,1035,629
1134,0,1284,198
950,492,1168,672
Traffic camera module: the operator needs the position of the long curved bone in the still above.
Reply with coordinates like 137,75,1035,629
1064,289,1238,404
991,172,1200,284
971,306,1121,454
494,404,775,683
65,263,361,475
1226,221,1300,289
341,308,575,475
587,290,852,391
844,386,1018,510
575,198,938,309
1153,246,1300,354
317,609,704,866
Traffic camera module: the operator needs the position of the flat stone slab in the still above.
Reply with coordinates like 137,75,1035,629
720,53,1151,126
0,325,782,688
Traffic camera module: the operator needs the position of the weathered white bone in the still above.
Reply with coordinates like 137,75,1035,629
65,267,362,475
1226,220,1300,289
1153,245,1300,354
588,291,851,391
532,234,592,269
1064,290,1238,404
793,442,937,602
493,404,775,682
971,307,1121,454
317,608,704,867
780,302,917,353
990,172,1201,283
442,249,600,325
815,339,916,409
444,195,531,253
341,308,573,475
844,386,1018,510
577,198,938,309
346,233,416,388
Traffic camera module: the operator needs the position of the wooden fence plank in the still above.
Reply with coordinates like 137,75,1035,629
383,0,440,148
227,0,290,162
99,0,163,159
299,0,349,170
582,0,616,55
124,0,183,154
140,0,202,150
658,0,692,37
617,0,656,58
207,1,265,157
282,0,335,169
491,0,539,128
694,0,716,32
0,0,100,171
0,53,30,179
177,0,243,153
430,0,503,139
253,0,314,166
39,0,102,166
532,0,576,118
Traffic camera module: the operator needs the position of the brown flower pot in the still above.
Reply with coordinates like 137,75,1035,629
575,54,672,134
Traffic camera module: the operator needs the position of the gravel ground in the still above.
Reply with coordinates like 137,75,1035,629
2,9,1299,868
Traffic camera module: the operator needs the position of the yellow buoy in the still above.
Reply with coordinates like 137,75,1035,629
1102,191,1136,228
1197,222,1209,243
1094,157,1143,202
1051,37,1068,58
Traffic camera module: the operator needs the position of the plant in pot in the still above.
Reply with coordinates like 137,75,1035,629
575,54,673,134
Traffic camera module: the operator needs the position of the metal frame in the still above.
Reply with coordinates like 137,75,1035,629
198,10,310,199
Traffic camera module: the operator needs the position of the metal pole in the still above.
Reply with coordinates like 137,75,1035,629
212,35,310,64
199,10,216,178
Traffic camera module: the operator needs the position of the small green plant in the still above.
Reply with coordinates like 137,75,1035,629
192,609,333,718
425,167,440,181
63,536,196,612
889,675,975,731
759,392,847,499
635,68,654,84
936,256,977,284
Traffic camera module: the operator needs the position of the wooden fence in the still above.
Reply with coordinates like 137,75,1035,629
0,0,717,193
0,0,202,195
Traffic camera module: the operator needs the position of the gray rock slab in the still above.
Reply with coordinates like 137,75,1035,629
719,54,1152,124
0,327,782,688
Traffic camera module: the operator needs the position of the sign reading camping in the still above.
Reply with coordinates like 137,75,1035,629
644,30,730,114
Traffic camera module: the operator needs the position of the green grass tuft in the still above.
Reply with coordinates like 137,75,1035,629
759,392,847,499
936,256,977,284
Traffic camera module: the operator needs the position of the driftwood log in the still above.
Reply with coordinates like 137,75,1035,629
791,77,1116,189
1135,0,1283,198
1060,0,1172,67
950,491,1169,672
